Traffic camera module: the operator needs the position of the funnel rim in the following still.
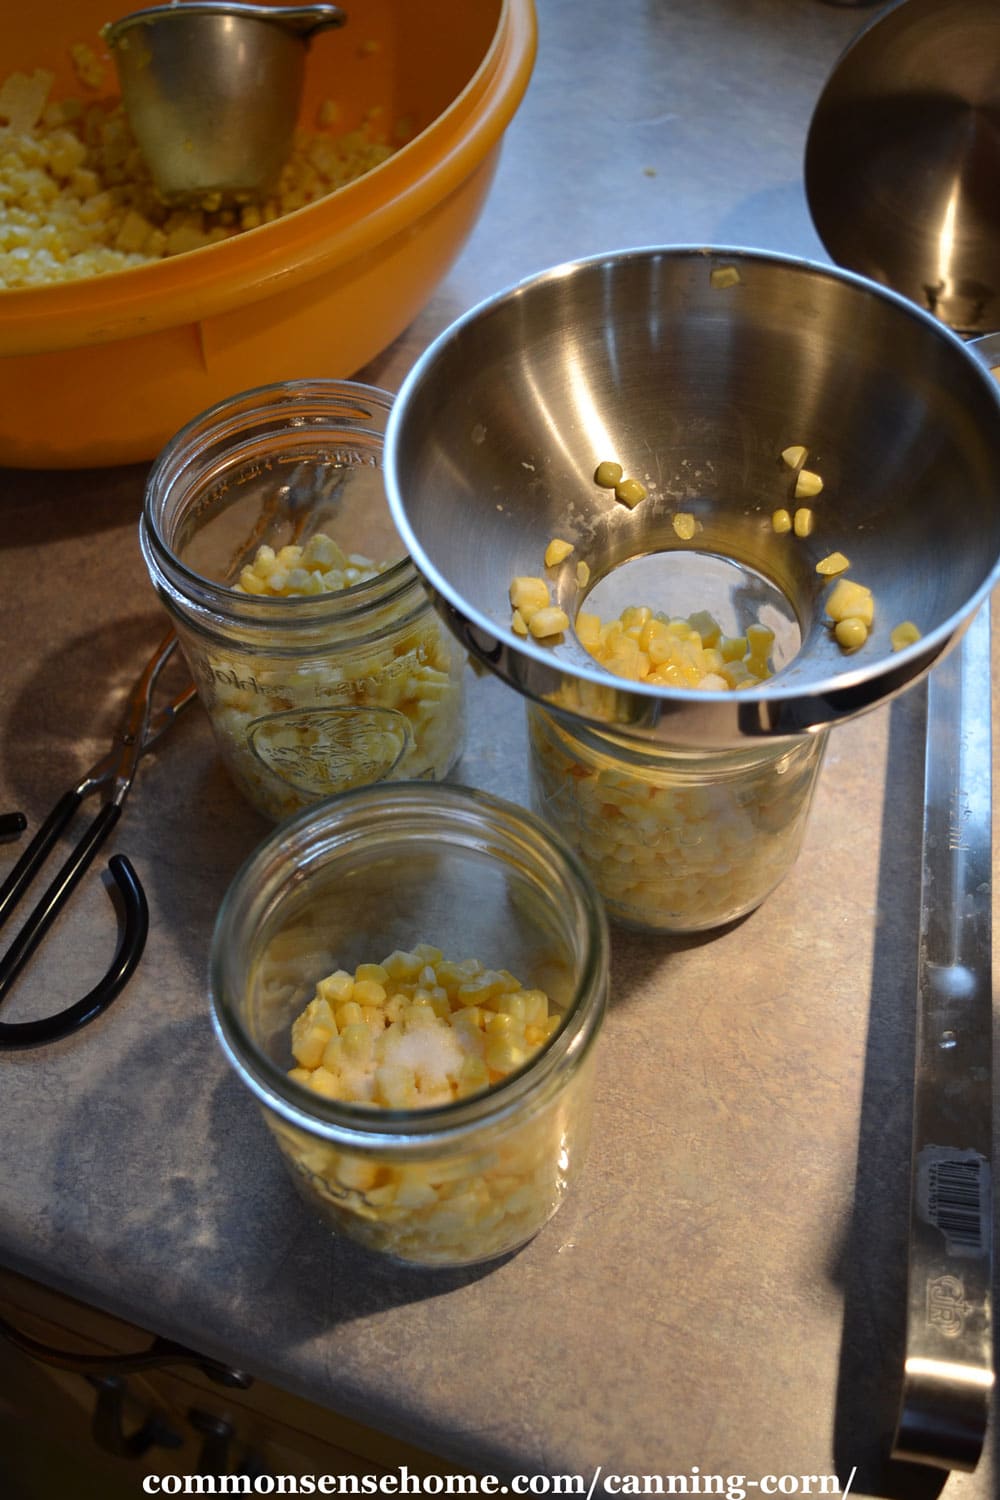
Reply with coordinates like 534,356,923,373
384,243,1000,740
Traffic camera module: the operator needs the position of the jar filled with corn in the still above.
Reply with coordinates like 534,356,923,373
527,704,827,934
140,380,466,821
210,783,609,1267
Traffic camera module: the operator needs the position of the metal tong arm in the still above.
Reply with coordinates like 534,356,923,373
0,797,124,1004
0,633,192,1044
90,630,186,804
0,854,148,1049
892,602,994,1470
0,633,182,1002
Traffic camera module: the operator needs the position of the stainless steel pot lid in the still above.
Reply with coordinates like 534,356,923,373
804,0,1000,336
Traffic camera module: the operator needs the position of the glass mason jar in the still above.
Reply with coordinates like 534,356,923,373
140,380,466,822
527,704,827,934
209,783,609,1268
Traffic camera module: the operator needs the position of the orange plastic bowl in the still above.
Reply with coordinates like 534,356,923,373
0,0,536,469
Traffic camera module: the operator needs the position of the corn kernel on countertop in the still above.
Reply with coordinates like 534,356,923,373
2,1,988,1493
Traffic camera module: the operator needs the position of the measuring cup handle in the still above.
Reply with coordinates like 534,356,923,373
244,3,348,40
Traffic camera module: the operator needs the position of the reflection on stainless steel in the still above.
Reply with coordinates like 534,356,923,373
104,2,347,200
385,246,1000,748
805,0,1000,334
903,1359,994,1391
892,594,993,1471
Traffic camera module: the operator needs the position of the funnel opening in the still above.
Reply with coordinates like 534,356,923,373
573,549,802,678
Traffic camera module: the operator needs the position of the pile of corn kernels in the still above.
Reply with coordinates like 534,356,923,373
267,945,586,1264
577,604,774,689
288,946,562,1107
197,533,465,822
528,708,824,932
0,52,398,288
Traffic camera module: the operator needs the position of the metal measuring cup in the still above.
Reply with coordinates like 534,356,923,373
104,2,348,202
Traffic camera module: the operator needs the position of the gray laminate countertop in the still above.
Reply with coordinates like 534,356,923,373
1,2,995,1496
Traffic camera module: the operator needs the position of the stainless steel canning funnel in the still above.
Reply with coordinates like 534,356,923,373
805,0,1000,336
104,2,347,201
384,245,1000,748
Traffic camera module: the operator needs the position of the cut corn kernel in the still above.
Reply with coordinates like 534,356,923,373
544,538,575,567
826,577,874,627
509,575,551,621
709,265,741,289
381,950,423,981
816,551,850,576
575,611,601,649
0,69,54,132
781,445,808,471
891,621,922,652
528,606,570,639
771,508,792,534
687,610,720,648
615,478,648,508
834,617,868,651
672,512,697,540
792,507,815,538
794,469,824,499
576,560,591,588
745,622,775,670
353,976,387,1006
318,970,354,1004
594,461,623,488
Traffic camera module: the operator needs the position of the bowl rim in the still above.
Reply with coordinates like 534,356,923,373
0,0,538,356
383,242,1000,742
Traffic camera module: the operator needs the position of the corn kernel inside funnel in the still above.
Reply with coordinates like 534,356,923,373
576,605,774,690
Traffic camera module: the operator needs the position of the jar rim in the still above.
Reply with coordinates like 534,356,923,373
142,377,419,623
532,702,825,779
209,782,610,1151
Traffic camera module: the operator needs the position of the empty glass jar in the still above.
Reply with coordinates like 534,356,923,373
140,380,466,821
528,703,827,934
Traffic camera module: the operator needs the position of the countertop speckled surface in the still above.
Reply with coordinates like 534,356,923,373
0,2,996,1496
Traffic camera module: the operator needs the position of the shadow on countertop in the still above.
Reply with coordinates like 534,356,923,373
21,1013,521,1472
0,464,152,547
0,612,178,809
